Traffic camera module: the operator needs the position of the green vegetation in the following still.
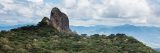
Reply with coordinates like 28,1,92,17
0,22,158,53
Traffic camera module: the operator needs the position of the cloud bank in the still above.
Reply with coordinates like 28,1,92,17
0,0,160,27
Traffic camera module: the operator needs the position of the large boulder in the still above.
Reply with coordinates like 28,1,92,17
49,7,71,32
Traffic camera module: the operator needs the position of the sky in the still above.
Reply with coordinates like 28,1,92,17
0,0,160,27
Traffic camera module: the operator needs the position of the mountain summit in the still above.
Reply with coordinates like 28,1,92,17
50,7,71,32
39,7,71,32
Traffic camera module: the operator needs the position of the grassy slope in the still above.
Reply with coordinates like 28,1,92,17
0,25,158,53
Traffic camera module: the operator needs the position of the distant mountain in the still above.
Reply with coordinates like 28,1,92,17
0,25,24,31
71,24,160,35
71,24,160,48
155,48,160,52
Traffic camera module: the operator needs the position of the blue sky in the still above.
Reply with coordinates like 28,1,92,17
0,0,160,48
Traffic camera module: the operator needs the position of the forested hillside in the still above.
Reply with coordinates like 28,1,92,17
0,22,158,53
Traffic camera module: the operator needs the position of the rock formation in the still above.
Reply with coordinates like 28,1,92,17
39,7,71,32
50,7,71,32
38,17,50,26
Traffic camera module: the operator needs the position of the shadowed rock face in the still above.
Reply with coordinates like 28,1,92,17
38,17,50,26
41,17,50,25
49,7,71,32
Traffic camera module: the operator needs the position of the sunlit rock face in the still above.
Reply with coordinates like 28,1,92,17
49,7,71,32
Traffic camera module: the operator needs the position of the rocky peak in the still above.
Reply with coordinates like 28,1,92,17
39,7,71,32
49,7,71,32
51,7,61,14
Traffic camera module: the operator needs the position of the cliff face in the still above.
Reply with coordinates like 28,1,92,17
50,7,71,32
40,7,71,32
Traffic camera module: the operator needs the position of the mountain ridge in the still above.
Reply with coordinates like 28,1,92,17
0,24,158,53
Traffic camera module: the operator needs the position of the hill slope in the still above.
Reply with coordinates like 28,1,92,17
0,24,158,53
71,25,160,48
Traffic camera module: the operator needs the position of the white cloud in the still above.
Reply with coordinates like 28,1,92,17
17,7,33,18
0,0,14,3
60,0,156,26
0,0,54,25
27,0,43,4
63,0,77,8
0,0,160,27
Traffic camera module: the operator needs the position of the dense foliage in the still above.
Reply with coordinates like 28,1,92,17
0,23,158,53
